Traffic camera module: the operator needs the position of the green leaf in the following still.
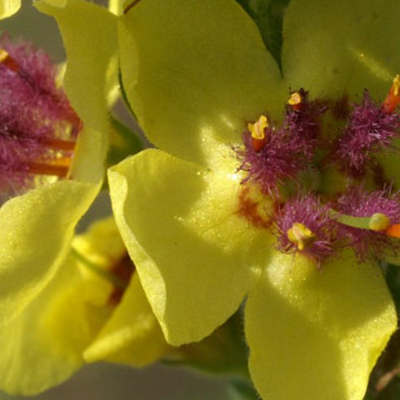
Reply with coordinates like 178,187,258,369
235,0,291,71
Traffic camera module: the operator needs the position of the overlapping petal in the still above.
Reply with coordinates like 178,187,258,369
0,212,167,394
36,0,118,182
0,252,98,395
0,180,98,325
283,0,400,100
75,217,169,367
84,273,169,367
109,149,271,345
119,0,285,169
246,251,396,400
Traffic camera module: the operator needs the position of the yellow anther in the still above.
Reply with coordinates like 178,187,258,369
369,213,390,232
287,222,316,251
288,91,302,106
248,115,268,141
393,75,400,96
0,49,9,64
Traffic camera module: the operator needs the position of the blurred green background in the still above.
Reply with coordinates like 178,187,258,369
0,2,232,399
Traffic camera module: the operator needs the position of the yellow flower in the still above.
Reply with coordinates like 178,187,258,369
0,216,168,395
109,0,400,399
0,0,117,384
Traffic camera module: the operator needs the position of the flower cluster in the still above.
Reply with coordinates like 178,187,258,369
3,1,400,400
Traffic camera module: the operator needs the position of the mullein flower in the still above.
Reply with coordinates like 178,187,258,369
0,0,118,356
109,0,400,399
0,216,168,395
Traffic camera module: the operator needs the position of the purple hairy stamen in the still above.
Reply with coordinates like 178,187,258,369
273,195,337,268
236,126,309,196
0,35,81,198
236,90,326,197
284,89,327,158
331,91,400,178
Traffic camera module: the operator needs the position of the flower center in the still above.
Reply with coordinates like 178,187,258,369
0,39,81,198
235,77,400,265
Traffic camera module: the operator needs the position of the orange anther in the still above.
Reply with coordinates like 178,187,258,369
248,115,268,152
288,91,303,111
0,49,20,73
382,75,400,113
385,223,400,238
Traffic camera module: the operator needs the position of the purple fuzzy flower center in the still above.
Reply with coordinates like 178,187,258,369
235,81,400,266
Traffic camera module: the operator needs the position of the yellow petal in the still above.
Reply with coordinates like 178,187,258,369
283,0,400,100
0,0,20,19
84,273,169,366
0,180,99,326
73,216,127,270
246,251,396,400
36,0,118,183
72,217,127,306
108,150,270,345
0,252,96,395
118,0,285,168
